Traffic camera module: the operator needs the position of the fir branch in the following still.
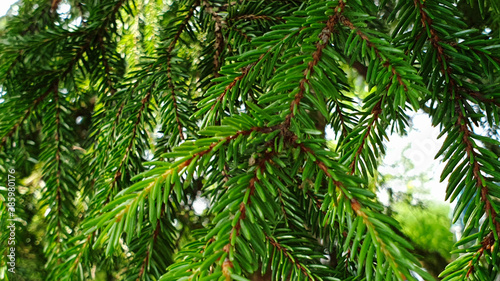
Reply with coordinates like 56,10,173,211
0,87,51,149
465,232,495,277
50,0,62,13
136,208,164,281
110,84,154,193
1,0,127,150
332,100,351,138
211,62,258,110
97,33,117,96
415,0,500,236
165,1,199,140
110,125,279,224
340,16,408,91
52,88,64,257
456,113,500,234
202,0,225,77
230,26,252,42
348,100,382,175
70,234,93,273
266,235,316,281
297,141,421,280
284,2,345,128
209,28,297,113
1,50,23,81
221,151,276,279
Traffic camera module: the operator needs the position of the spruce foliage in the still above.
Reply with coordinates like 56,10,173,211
0,0,500,280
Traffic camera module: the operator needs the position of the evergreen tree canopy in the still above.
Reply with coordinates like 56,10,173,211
1,0,500,280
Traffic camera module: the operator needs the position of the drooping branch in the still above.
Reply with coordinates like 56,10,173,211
339,16,408,91
97,33,117,96
109,84,154,193
283,2,345,128
415,0,500,237
111,125,280,224
164,2,199,140
266,235,316,281
221,151,276,279
0,88,51,148
202,0,225,77
136,208,164,281
296,141,415,279
0,0,127,150
348,100,382,175
53,87,64,258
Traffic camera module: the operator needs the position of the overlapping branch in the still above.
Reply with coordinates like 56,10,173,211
415,0,500,235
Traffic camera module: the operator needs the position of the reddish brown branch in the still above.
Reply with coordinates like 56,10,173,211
467,90,500,108
211,63,255,110
284,2,345,128
297,141,403,275
266,235,315,280
231,26,252,42
414,0,451,81
457,113,500,235
215,150,277,279
339,16,407,91
465,232,495,277
0,88,51,148
349,100,382,175
415,0,500,238
70,234,93,272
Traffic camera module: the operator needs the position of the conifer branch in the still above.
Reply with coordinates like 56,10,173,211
266,235,316,281
348,100,382,175
456,113,500,235
221,151,276,279
340,16,408,91
4,1,499,280
202,0,225,77
50,0,62,13
136,208,164,281
211,61,258,110
165,2,199,140
97,33,117,96
333,100,351,137
110,84,154,193
284,2,345,128
1,0,127,150
0,88,51,149
231,26,252,42
229,14,282,22
415,0,500,237
297,141,417,280
111,125,279,224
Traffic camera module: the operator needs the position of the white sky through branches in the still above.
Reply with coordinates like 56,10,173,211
0,0,17,17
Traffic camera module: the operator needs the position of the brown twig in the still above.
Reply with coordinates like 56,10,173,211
283,1,345,128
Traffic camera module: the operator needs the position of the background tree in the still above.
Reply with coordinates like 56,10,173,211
0,0,499,280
